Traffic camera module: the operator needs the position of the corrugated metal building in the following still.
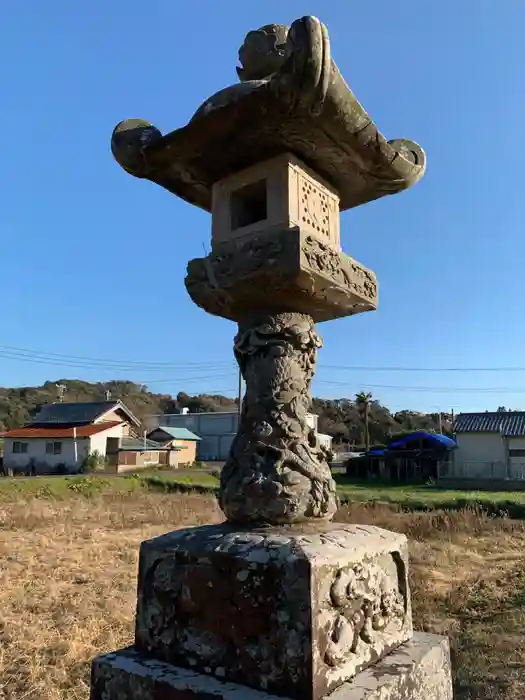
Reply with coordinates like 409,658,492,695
148,411,327,461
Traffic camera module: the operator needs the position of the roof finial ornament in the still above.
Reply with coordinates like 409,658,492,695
236,24,290,81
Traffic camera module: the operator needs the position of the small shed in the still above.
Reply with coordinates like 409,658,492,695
147,426,201,466
106,436,176,472
346,431,457,484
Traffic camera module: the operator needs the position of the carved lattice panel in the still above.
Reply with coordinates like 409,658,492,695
300,178,330,237
294,167,340,249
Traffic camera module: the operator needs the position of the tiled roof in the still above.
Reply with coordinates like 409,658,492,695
3,421,122,439
151,426,201,441
454,412,525,436
32,400,119,424
31,400,141,427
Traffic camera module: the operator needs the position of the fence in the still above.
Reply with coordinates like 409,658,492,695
438,460,508,480
437,458,525,490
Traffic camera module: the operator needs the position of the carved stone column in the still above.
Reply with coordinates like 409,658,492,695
220,311,337,524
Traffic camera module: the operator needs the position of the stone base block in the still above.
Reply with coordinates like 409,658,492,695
185,227,377,323
90,633,453,700
134,523,411,700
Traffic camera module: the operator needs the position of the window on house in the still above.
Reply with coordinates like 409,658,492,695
509,449,525,458
46,442,62,455
12,442,28,454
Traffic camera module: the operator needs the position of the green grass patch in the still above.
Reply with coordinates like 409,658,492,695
3,471,525,518
334,475,525,517
139,472,219,495
0,471,220,501
0,474,144,500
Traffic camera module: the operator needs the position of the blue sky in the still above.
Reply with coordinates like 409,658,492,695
2,1,525,413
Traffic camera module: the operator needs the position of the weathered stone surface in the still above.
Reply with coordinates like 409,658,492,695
211,153,341,250
335,633,453,699
134,523,412,700
218,312,337,524
110,16,426,213
91,633,451,700
185,228,377,324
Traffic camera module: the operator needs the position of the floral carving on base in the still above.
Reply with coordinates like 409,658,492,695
184,229,378,324
323,558,408,669
301,236,377,301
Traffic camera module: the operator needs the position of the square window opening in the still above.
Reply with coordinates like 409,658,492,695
230,179,267,230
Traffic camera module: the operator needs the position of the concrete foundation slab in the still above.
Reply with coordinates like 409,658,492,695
91,632,453,700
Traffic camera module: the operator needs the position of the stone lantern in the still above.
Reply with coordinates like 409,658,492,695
92,16,454,700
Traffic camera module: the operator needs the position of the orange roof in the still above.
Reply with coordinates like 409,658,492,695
3,421,122,439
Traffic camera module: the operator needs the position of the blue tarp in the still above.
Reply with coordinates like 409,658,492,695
362,432,457,457
387,431,457,451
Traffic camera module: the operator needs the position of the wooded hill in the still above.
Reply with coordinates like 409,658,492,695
0,379,451,447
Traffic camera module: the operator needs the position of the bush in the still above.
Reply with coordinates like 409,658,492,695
81,451,107,474
67,476,111,496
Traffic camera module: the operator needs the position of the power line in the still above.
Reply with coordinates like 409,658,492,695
317,380,501,393
141,373,237,385
184,388,237,395
2,343,525,373
314,379,525,393
146,377,525,395
0,350,230,372
0,345,231,371
0,345,218,366
320,364,525,372
138,376,525,395
3,343,525,396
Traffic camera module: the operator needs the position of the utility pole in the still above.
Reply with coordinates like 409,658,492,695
238,368,243,416
438,412,443,434
73,426,78,465
105,389,112,401
56,384,66,402
364,400,370,452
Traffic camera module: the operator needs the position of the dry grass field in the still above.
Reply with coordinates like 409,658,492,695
1,486,524,700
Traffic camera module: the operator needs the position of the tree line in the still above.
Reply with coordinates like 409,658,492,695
0,379,452,447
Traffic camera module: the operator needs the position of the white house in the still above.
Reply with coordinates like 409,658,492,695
3,399,142,474
317,432,333,451
451,411,525,482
